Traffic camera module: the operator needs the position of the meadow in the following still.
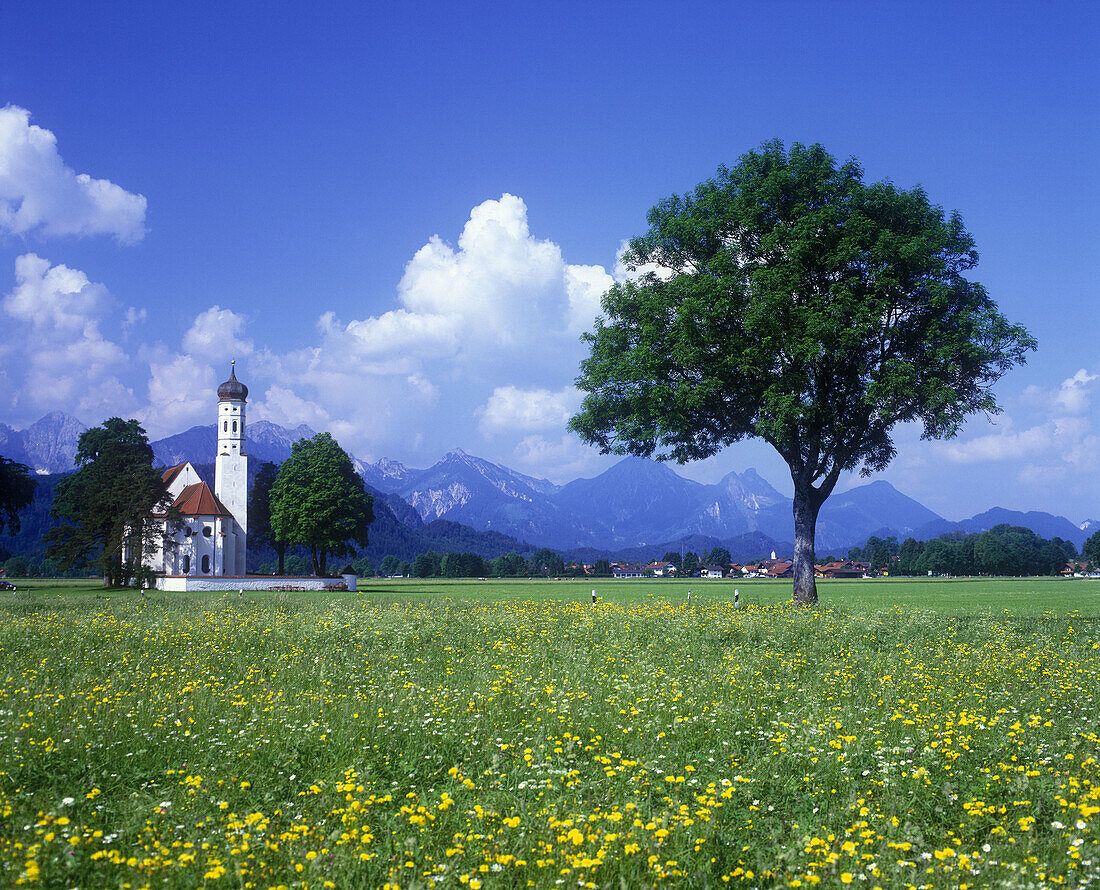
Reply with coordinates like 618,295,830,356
0,577,1097,889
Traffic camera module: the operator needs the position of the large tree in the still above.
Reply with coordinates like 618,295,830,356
0,456,37,535
270,433,374,575
44,418,172,587
570,141,1034,604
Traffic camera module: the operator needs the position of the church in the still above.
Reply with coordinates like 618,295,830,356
145,363,249,578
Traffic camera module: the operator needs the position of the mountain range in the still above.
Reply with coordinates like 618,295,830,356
2,412,1095,557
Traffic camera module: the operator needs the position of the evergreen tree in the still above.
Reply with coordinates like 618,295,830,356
45,418,173,587
0,456,37,536
249,461,288,573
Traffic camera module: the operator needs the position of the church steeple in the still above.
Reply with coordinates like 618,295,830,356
214,361,248,574
218,359,249,401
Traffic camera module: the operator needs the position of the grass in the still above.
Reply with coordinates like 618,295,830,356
0,578,1097,888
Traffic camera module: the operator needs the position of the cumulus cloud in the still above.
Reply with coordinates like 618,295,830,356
139,353,215,438
938,368,1100,494
251,384,331,430
0,105,147,243
182,305,253,362
4,252,111,332
477,385,583,434
565,263,613,334
319,194,612,382
1055,369,1097,414
1,254,135,420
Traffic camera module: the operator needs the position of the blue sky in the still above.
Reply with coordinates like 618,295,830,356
1,1,1097,522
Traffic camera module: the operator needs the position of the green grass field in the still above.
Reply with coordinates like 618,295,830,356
1,578,1097,888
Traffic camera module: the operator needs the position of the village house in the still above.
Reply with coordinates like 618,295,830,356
817,560,874,579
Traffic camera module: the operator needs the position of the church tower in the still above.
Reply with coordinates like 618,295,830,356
215,362,248,573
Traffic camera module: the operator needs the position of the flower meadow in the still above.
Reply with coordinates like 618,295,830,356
1,582,1098,889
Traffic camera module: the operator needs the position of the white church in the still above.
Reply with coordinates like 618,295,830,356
145,363,249,580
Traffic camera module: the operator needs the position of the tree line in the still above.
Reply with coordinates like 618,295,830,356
847,526,1098,577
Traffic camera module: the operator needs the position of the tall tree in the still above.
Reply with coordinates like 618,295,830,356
1084,529,1100,570
413,550,443,578
527,547,564,578
570,141,1034,604
270,433,374,575
0,456,37,535
249,461,288,573
704,546,732,567
44,418,172,587
491,551,527,577
680,551,700,575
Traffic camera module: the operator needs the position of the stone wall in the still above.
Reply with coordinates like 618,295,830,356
156,574,357,592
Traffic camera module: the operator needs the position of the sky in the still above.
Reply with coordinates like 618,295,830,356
0,1,1097,522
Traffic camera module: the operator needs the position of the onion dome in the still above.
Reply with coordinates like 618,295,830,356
217,362,248,401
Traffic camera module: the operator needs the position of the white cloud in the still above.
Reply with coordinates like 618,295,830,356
1,254,135,420
340,308,458,371
938,386,1099,501
1017,464,1068,487
139,354,216,438
510,434,607,482
565,263,613,334
477,385,582,434
1055,369,1097,414
251,384,331,430
122,306,147,331
182,305,253,362
613,238,677,283
943,422,1053,463
4,253,111,333
319,194,611,382
0,105,146,243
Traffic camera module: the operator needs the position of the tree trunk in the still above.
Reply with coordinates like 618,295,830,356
276,542,286,575
791,479,822,606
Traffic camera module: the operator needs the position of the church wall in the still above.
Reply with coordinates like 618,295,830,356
144,366,252,580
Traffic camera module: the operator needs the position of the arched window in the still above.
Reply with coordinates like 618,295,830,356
201,555,210,573
203,525,213,537
224,421,228,432
182,554,190,573
232,420,237,433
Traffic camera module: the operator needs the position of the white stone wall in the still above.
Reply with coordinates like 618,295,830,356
156,575,357,592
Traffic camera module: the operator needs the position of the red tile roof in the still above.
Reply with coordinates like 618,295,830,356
171,482,233,518
161,463,188,487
